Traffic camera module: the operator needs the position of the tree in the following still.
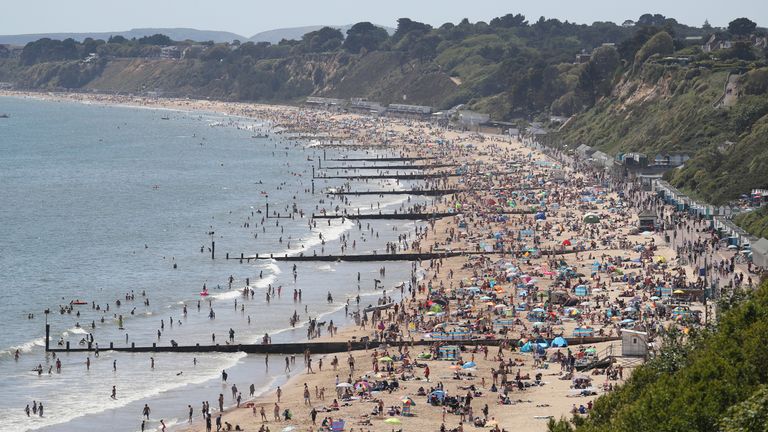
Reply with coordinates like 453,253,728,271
634,31,674,64
637,13,667,27
301,27,344,53
138,34,173,46
108,35,128,44
343,22,388,53
728,17,757,37
490,13,528,28
722,41,756,60
392,18,431,43
720,385,768,432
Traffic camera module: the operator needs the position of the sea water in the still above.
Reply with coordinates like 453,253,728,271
0,96,430,431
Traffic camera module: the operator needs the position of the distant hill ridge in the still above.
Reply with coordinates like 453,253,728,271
0,25,395,46
249,24,394,44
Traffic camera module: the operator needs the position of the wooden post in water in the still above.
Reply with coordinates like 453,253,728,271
45,324,50,352
211,241,215,260
312,180,315,195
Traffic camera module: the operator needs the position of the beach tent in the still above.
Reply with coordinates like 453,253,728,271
583,213,600,224
551,336,568,347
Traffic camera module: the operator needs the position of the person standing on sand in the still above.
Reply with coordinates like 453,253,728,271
303,383,311,405
260,405,267,421
425,365,430,381
218,393,224,412
276,386,282,402
274,402,280,421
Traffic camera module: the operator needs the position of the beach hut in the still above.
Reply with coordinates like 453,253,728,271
621,329,648,357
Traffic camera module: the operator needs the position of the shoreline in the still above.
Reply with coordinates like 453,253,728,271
2,89,737,432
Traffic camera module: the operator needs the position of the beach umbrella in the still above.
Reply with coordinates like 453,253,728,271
673,290,685,295
449,365,462,370
282,427,296,432
384,418,401,425
562,239,572,246
378,356,393,363
336,382,353,388
401,396,416,405
462,361,477,369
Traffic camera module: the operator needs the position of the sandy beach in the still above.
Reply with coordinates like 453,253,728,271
2,89,754,432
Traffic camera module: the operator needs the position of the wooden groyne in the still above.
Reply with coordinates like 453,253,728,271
228,251,473,262
326,157,435,162
312,212,457,220
47,327,620,355
221,248,582,263
321,164,457,170
327,189,463,196
315,173,459,180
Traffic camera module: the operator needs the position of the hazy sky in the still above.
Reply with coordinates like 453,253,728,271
1,0,765,36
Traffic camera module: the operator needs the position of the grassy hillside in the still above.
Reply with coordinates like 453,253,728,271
560,62,768,205
734,206,768,239
548,279,768,432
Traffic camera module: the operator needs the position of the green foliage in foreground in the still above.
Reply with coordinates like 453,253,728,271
548,280,768,432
